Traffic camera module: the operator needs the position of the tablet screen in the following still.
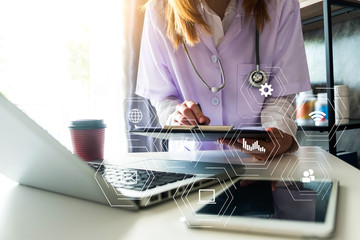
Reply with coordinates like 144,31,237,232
196,180,332,223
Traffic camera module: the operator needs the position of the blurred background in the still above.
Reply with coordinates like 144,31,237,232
0,0,148,159
0,0,359,167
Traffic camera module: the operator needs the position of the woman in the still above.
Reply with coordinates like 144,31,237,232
136,0,311,160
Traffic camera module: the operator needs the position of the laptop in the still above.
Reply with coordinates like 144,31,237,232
0,93,243,210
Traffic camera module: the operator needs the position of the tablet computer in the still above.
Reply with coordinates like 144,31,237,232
186,178,338,239
130,126,270,141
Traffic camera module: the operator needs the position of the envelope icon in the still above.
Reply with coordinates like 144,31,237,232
120,170,138,185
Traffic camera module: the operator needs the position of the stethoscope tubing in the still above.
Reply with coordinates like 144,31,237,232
183,27,267,92
182,43,226,93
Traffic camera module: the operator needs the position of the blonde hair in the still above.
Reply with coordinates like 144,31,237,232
146,0,270,49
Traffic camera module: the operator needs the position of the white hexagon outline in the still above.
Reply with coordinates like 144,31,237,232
246,71,286,107
287,160,329,194
124,97,158,128
92,162,135,208
239,66,289,115
172,176,238,228
93,147,157,207
126,121,209,206
292,90,346,142
279,155,332,202
222,128,278,166
219,123,281,171
184,178,231,219
148,122,205,167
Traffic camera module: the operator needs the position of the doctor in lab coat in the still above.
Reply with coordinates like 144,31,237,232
136,0,311,160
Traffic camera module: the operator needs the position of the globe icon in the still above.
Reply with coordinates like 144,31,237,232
128,109,143,124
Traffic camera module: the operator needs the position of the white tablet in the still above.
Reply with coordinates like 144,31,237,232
186,178,338,239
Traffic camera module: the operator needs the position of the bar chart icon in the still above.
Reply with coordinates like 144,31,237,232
243,138,266,153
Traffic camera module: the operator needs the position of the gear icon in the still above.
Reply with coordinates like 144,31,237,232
259,83,273,97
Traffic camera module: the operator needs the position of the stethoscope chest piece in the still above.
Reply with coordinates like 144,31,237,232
248,68,267,88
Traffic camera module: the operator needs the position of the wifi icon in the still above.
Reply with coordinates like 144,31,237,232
309,111,327,122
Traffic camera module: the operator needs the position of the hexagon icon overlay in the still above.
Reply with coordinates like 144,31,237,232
293,88,348,145
173,176,238,228
93,153,157,207
239,66,288,115
147,122,204,166
279,152,332,202
219,122,281,173
124,97,158,129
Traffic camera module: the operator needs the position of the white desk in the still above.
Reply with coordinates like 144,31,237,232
1,147,360,240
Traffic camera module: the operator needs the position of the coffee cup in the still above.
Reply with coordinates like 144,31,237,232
69,119,106,161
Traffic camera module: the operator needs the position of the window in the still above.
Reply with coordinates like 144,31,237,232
0,0,129,158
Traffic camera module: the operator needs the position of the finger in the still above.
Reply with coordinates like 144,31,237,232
174,118,191,125
265,127,283,139
174,111,192,125
172,120,181,126
219,138,243,149
176,104,197,125
204,117,211,125
262,135,282,153
184,101,206,124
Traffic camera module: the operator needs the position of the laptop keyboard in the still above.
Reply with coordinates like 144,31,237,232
88,163,195,191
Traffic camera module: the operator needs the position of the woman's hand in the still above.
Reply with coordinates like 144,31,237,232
172,100,211,125
218,127,293,161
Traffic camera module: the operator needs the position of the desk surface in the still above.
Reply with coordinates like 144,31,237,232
1,147,360,240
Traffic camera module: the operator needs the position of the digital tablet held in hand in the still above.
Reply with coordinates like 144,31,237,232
186,178,338,239
130,126,270,141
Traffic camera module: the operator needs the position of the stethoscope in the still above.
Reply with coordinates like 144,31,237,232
182,28,268,92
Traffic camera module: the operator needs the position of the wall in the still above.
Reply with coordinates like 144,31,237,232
296,17,360,166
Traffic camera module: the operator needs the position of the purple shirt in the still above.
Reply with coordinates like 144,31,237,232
136,0,310,129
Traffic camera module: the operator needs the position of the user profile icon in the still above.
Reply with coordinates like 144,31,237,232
198,189,216,204
302,169,315,183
